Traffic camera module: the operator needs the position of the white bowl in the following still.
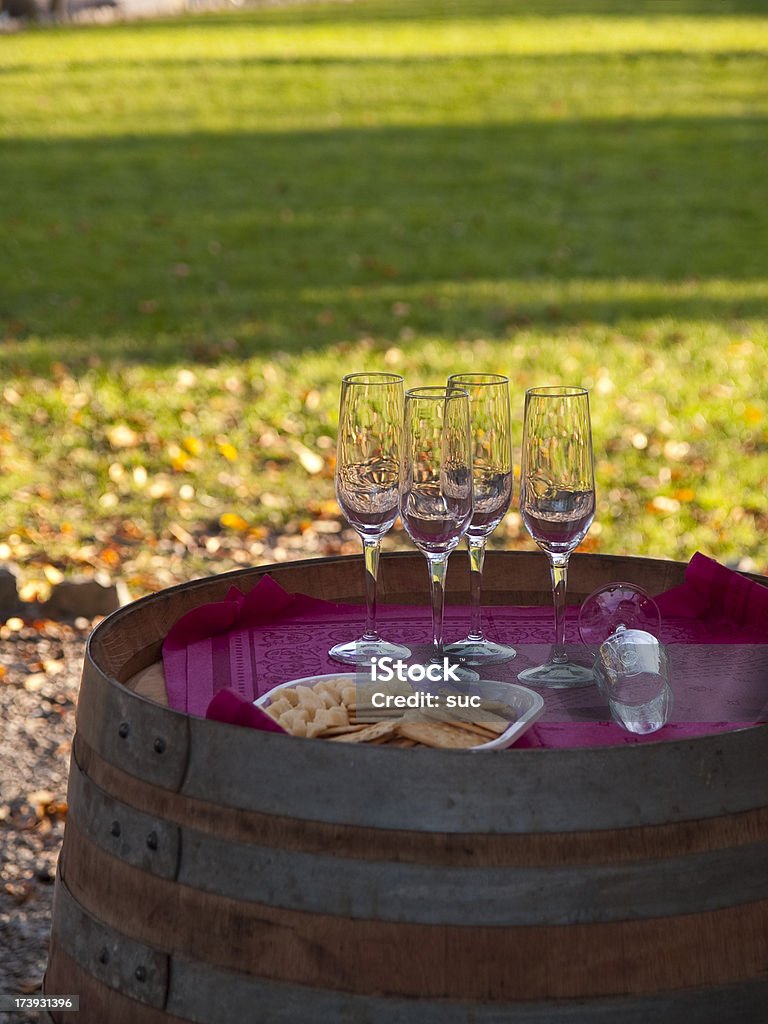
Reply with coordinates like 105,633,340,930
256,674,545,751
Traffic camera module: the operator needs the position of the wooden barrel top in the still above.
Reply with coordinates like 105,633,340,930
72,551,768,834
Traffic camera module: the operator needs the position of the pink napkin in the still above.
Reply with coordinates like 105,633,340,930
654,551,768,636
205,687,286,733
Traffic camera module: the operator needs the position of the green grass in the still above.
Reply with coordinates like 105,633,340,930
1,0,767,596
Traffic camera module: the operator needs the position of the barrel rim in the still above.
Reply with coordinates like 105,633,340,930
88,547,733,636
86,548,768,637
74,551,768,832
84,549,768,761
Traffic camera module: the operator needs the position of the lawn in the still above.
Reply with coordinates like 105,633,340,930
1,0,767,598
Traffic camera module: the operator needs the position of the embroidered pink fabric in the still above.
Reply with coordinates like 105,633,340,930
162,575,342,716
160,553,768,747
653,551,768,632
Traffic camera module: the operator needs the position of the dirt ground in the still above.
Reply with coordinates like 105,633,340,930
0,526,359,1021
0,616,87,1023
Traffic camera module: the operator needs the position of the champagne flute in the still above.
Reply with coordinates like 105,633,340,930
579,584,672,734
518,385,595,688
444,373,516,665
399,386,474,674
329,372,410,665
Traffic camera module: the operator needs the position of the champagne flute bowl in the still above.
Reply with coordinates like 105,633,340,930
579,583,672,734
329,372,411,666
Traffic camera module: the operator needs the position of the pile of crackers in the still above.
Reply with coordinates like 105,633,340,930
261,676,512,749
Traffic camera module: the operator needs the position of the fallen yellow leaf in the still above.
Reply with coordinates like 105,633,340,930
183,436,202,456
218,442,238,462
220,513,249,531
168,445,190,472
744,406,763,425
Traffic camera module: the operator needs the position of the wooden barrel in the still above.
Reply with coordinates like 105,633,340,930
45,551,768,1023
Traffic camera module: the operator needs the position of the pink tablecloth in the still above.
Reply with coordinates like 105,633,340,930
162,554,768,748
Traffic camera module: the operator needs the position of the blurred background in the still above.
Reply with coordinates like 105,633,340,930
1,0,767,599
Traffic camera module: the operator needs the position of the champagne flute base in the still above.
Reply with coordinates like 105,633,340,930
408,651,480,683
328,637,411,666
436,657,480,683
518,659,594,689
444,638,517,666
405,651,479,684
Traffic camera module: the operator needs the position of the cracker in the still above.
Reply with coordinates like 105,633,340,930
315,679,343,697
294,685,324,710
314,706,349,731
280,707,309,737
470,719,509,736
444,704,510,729
397,720,481,750
319,724,369,737
327,720,399,744
265,696,292,718
440,718,503,740
341,685,358,706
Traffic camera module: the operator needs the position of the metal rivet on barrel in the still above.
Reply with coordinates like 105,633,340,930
110,820,121,838
118,721,130,739
146,831,158,851
153,737,166,754
134,965,147,983
98,948,110,965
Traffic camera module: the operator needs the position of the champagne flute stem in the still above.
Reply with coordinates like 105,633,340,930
549,554,569,664
361,537,381,642
467,537,486,642
427,554,449,660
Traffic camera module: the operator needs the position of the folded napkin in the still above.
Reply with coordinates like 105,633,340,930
206,687,285,733
654,551,768,636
